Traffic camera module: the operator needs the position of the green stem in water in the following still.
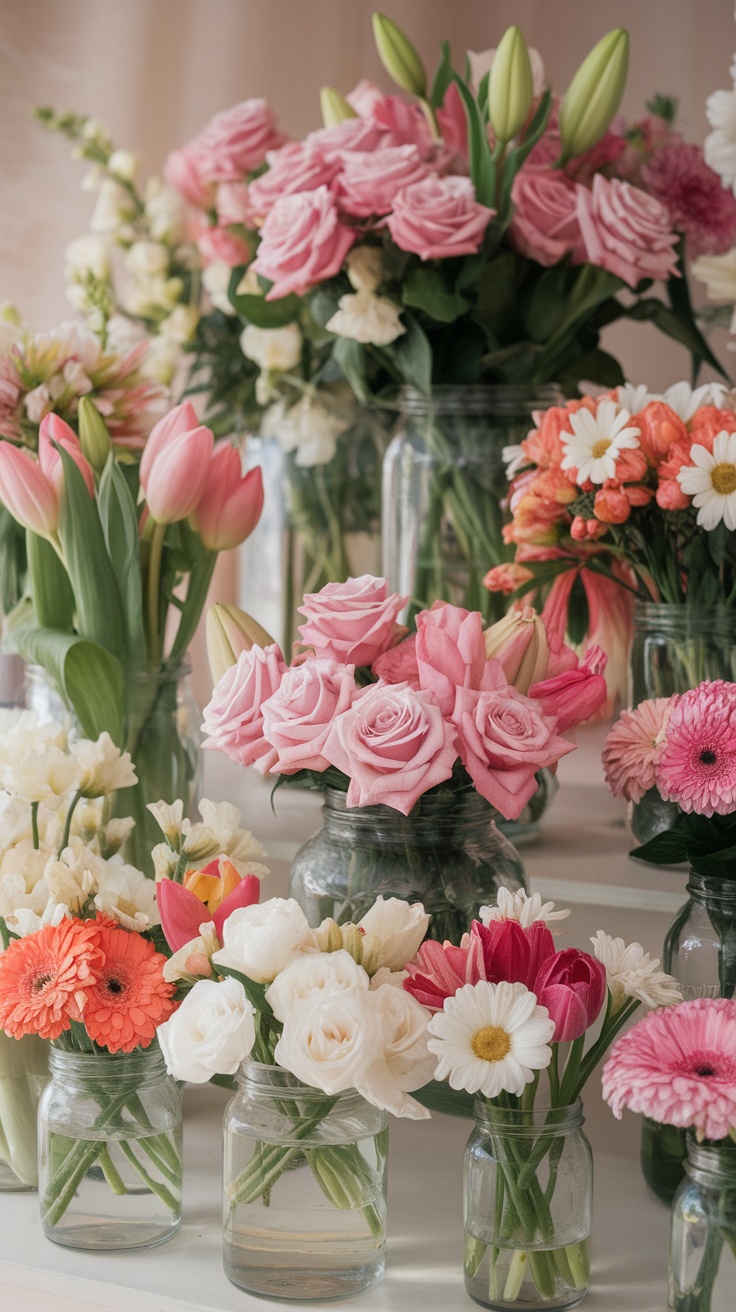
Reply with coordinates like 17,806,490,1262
147,521,167,666
117,1139,180,1213
31,802,39,852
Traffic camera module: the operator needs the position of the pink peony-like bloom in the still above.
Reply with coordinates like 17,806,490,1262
250,186,355,300
216,182,252,226
202,643,287,774
197,225,252,268
451,660,574,820
415,603,487,717
656,682,736,816
261,657,358,774
403,933,487,1011
529,644,608,733
576,175,680,288
602,997,736,1140
603,697,676,804
189,99,286,182
335,145,429,218
533,948,607,1042
305,117,386,164
372,633,420,687
164,144,213,209
387,175,494,261
509,167,584,267
472,918,555,991
247,142,340,221
641,139,736,260
322,681,457,815
298,575,407,668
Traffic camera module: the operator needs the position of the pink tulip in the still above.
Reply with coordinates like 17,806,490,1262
38,414,95,498
0,442,59,537
533,948,607,1042
403,933,487,1011
139,402,214,525
472,918,555,990
157,871,260,953
190,441,264,550
530,645,608,732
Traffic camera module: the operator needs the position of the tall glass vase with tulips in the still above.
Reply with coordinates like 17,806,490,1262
0,398,263,872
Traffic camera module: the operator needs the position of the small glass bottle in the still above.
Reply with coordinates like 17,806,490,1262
464,1100,593,1311
38,1046,182,1250
0,1032,48,1192
669,1136,736,1312
223,1062,388,1301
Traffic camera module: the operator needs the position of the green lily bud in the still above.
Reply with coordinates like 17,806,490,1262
315,917,344,953
559,28,629,160
77,397,111,474
206,602,276,685
341,923,365,966
488,26,534,144
319,86,357,128
372,12,426,97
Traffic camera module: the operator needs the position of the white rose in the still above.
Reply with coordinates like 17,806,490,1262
355,984,433,1119
144,177,187,244
202,261,237,315
266,949,368,1022
71,732,137,798
274,991,383,1094
158,977,255,1082
346,245,384,293
107,149,139,182
125,241,170,279
212,898,316,984
693,248,736,302
65,234,110,280
159,304,199,344
358,898,430,975
326,291,405,346
240,323,302,372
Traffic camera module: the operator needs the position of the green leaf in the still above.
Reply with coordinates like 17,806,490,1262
228,267,300,327
498,88,553,219
15,624,125,744
97,456,146,668
0,505,26,614
429,40,454,110
554,347,625,391
452,73,496,207
403,267,469,323
25,531,74,631
57,448,127,658
665,240,729,381
331,337,371,402
473,252,520,339
391,315,432,394
215,962,270,1019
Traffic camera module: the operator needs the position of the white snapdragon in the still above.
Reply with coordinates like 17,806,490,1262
159,305,199,344
148,799,184,842
144,177,187,244
196,799,269,876
202,261,237,315
240,324,303,372
107,149,139,182
212,898,316,984
345,245,384,293
358,897,430,975
90,177,135,234
326,290,405,346
158,977,256,1083
125,241,170,279
261,389,354,468
64,234,110,280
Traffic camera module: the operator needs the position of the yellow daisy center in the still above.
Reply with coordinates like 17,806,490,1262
471,1025,512,1063
591,438,611,460
710,462,736,496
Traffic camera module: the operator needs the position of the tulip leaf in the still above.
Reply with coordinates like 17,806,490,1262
228,268,300,327
0,506,26,614
452,74,496,208
332,337,371,402
57,448,127,659
429,40,454,109
391,315,432,394
25,531,74,631
499,88,553,216
166,523,217,667
664,240,729,380
97,455,146,669
403,268,469,323
15,623,125,745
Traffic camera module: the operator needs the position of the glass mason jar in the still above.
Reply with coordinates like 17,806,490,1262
288,785,528,945
628,603,736,844
0,1032,48,1192
38,1046,182,1250
669,1136,736,1312
464,1100,593,1311
382,384,563,627
223,1062,388,1301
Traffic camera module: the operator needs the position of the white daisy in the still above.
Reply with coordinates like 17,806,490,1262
662,380,728,422
560,400,641,485
478,888,571,929
617,382,658,414
677,430,736,530
426,980,555,1098
590,932,682,1015
502,443,527,478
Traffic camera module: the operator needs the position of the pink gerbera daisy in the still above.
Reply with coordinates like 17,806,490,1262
602,998,736,1140
656,681,736,816
602,697,675,803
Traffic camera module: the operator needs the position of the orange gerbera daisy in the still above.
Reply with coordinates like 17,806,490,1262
0,919,103,1040
83,920,176,1054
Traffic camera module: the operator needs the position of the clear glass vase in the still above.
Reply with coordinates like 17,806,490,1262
0,1032,48,1192
669,1136,736,1312
628,603,736,844
223,1061,388,1301
38,1046,182,1250
382,384,563,627
464,1100,593,1310
288,785,528,945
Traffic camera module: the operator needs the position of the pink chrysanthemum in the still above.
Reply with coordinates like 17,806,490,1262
602,998,736,1140
657,681,736,816
642,139,736,259
602,697,675,803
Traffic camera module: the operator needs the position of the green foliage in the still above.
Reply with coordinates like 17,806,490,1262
15,624,125,745
631,811,736,874
185,310,260,437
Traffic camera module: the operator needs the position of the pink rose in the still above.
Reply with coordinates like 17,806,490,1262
298,575,407,667
415,604,487,717
197,225,252,268
435,83,469,166
451,661,574,819
576,175,680,288
533,948,607,1042
202,644,287,774
368,94,434,156
529,644,608,732
373,634,420,687
248,142,340,221
192,99,285,181
509,167,584,267
250,186,355,300
216,182,251,226
322,682,458,814
164,145,212,209
306,118,386,164
261,657,358,774
336,145,429,218
346,80,386,118
387,176,494,261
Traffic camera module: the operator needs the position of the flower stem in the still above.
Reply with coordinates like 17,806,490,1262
59,790,84,856
147,521,166,666
31,803,39,851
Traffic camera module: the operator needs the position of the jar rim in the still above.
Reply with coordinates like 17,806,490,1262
472,1098,584,1135
49,1044,166,1080
399,384,563,417
237,1059,365,1107
632,601,736,625
686,870,736,900
685,1132,736,1184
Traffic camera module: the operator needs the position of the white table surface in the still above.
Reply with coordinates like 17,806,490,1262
0,728,682,1311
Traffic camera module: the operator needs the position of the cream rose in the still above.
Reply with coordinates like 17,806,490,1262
355,984,434,1119
265,949,367,1021
274,991,383,1094
158,977,255,1083
211,897,316,984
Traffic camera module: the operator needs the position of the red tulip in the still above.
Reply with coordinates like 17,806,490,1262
0,441,59,537
472,917,555,989
533,947,607,1041
190,441,264,550
38,414,95,498
157,866,260,952
140,401,214,525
